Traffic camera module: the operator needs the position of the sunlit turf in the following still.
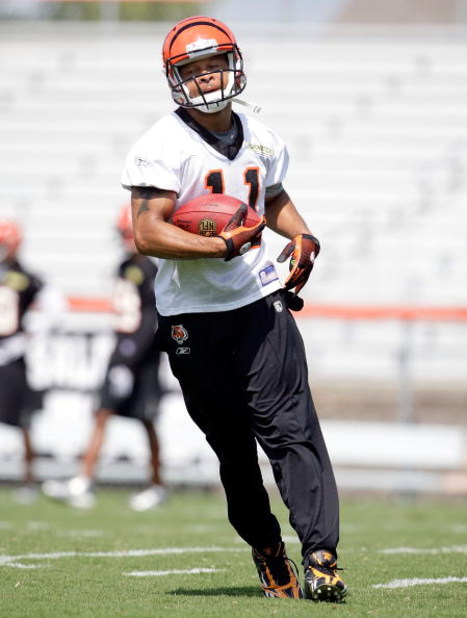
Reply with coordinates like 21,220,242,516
1,486,466,617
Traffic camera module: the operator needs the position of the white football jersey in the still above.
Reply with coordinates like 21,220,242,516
121,110,288,316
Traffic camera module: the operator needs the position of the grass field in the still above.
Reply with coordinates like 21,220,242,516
1,486,466,617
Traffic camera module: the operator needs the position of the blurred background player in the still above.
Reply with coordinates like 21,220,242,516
42,205,166,511
0,219,65,503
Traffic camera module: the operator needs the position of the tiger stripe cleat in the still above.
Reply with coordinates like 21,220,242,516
252,541,303,599
304,549,347,603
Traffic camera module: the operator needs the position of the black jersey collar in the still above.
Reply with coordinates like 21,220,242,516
175,107,244,161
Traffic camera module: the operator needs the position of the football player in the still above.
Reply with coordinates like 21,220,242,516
122,17,347,601
42,206,166,511
0,220,64,503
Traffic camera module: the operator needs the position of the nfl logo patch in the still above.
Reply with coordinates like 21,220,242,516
198,217,217,236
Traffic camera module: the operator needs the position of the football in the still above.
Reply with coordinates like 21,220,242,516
170,194,261,237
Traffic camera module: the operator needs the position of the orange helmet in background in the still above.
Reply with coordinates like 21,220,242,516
116,205,135,252
162,15,246,114
0,220,22,262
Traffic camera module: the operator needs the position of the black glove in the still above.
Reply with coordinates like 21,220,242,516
277,233,321,294
218,203,266,261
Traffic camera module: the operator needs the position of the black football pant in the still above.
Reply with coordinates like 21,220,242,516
157,290,339,563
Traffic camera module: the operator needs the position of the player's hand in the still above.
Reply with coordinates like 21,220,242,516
217,203,266,261
277,233,321,294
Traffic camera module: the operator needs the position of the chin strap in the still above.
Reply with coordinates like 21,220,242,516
235,98,262,113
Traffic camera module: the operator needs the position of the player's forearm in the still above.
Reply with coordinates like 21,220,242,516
131,185,227,259
265,190,312,239
134,219,227,259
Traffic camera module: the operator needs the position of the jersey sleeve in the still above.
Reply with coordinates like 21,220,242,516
121,118,182,193
264,131,289,189
23,272,44,310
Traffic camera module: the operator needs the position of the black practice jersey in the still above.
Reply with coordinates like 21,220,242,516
110,253,158,366
0,260,43,343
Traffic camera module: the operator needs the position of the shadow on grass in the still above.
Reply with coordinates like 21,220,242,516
168,587,347,604
168,586,260,598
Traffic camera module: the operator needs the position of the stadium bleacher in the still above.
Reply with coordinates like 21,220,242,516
1,21,466,493
1,21,466,379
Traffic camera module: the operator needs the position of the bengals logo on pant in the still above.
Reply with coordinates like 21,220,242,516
171,324,188,344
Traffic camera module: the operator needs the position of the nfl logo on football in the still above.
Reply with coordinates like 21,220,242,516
199,217,216,236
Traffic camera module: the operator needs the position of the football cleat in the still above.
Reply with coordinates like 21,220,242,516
304,549,347,602
128,485,168,512
42,476,96,510
252,541,303,599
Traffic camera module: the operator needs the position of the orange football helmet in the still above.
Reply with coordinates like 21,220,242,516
116,205,135,252
0,220,21,262
162,15,246,114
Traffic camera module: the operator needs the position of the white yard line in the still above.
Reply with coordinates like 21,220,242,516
59,530,104,538
26,522,51,531
124,568,223,577
380,545,467,555
0,546,242,569
373,577,467,589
